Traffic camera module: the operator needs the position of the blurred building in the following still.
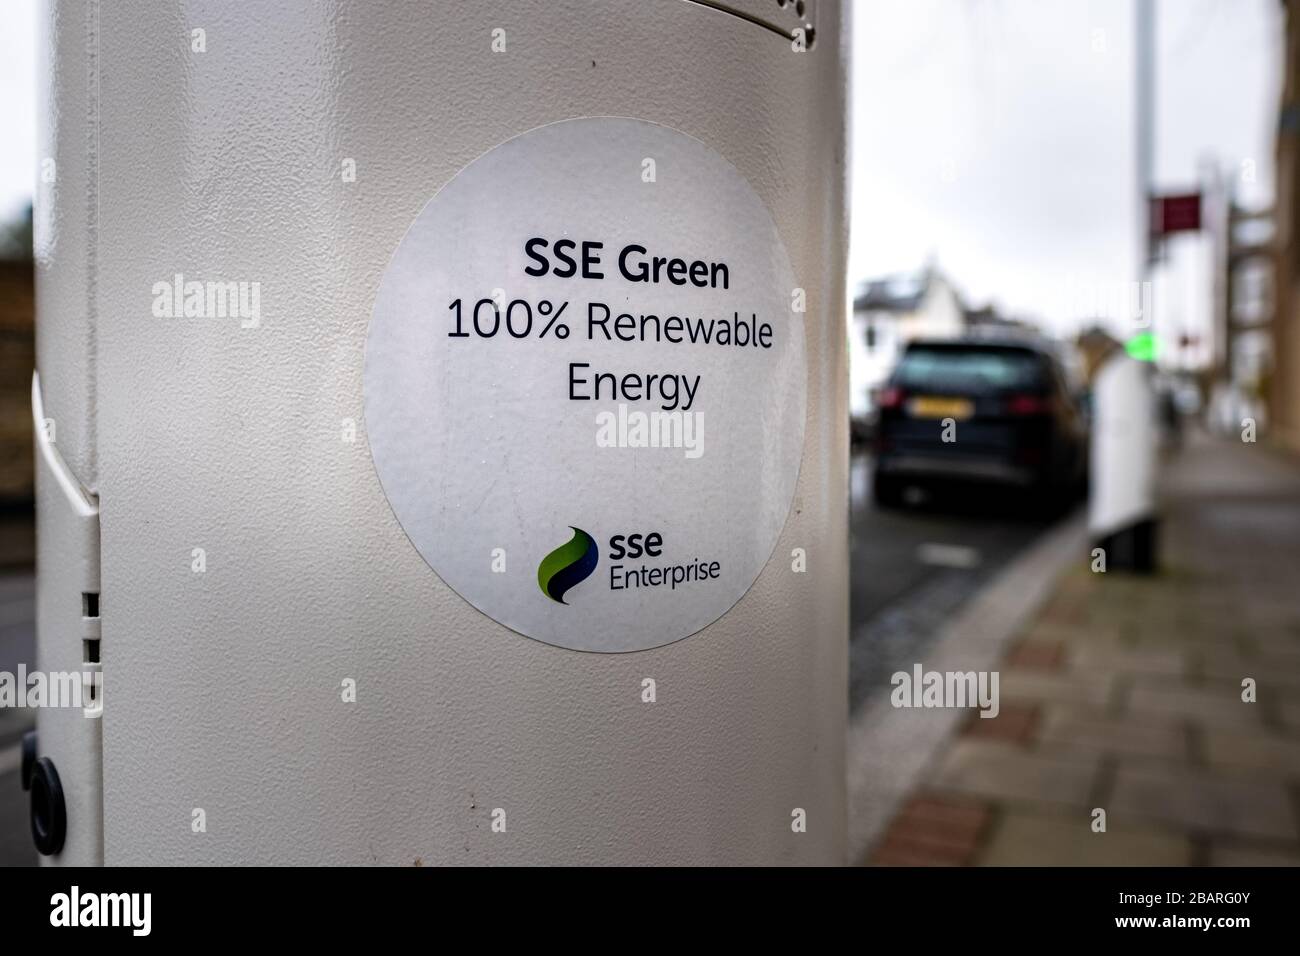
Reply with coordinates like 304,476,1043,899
0,254,34,503
849,266,964,422
1075,324,1123,384
964,304,1044,336
1274,0,1300,451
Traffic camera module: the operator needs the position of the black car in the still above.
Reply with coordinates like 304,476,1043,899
872,338,1088,508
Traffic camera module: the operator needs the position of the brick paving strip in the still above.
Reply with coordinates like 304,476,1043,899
857,433,1300,866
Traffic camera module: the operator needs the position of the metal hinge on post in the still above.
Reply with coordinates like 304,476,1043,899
30,371,103,864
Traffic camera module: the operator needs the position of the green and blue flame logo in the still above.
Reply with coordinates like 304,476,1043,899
538,527,599,605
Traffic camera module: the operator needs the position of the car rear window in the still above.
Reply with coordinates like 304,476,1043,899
895,346,1046,391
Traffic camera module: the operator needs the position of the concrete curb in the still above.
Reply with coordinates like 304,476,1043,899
845,508,1088,864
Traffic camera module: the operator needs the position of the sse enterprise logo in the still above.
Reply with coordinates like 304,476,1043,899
537,527,599,605
538,525,719,606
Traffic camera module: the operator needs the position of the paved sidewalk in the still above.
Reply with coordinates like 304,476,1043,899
868,432,1300,866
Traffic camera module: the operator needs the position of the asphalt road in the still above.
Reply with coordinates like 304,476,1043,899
848,450,1067,712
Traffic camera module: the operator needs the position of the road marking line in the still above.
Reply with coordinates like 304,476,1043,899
917,542,982,569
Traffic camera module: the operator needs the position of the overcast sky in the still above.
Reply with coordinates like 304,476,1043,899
0,1,1283,340
851,0,1282,340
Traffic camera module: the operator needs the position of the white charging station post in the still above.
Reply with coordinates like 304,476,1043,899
33,0,849,865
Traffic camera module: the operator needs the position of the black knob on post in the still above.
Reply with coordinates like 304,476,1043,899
29,757,66,856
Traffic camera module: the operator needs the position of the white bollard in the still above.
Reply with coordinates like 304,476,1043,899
1089,352,1159,572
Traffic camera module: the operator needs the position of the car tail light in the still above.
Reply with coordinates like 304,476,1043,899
878,386,906,410
1005,393,1050,415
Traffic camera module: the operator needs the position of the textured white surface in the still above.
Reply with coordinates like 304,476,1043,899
45,0,849,864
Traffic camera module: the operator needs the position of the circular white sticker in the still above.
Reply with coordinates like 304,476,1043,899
365,117,805,652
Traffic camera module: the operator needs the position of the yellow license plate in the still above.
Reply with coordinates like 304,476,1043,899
908,396,974,419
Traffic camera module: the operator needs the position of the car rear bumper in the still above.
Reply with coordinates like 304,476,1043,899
875,453,1038,487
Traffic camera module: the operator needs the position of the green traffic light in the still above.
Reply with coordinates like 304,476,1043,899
1125,332,1157,362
